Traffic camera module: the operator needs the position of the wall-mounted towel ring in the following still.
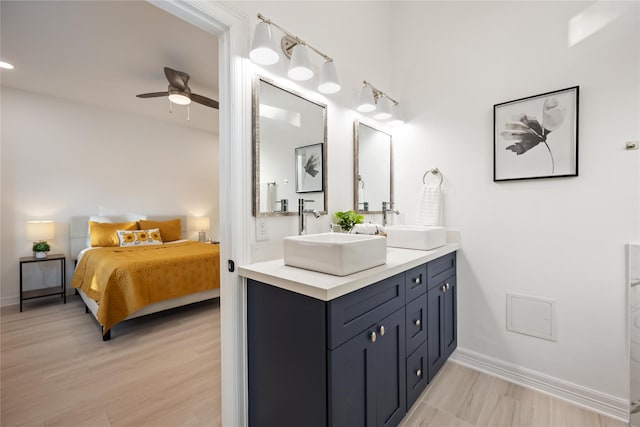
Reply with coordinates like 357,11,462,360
423,168,443,186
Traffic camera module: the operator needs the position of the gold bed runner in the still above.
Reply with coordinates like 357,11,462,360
71,241,220,334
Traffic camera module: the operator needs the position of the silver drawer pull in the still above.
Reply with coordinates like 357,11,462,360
416,369,422,377
446,282,450,290
370,331,377,343
413,277,421,284
379,325,385,337
415,319,421,326
441,284,447,292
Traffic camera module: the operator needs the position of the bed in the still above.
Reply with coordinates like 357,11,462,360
70,215,220,340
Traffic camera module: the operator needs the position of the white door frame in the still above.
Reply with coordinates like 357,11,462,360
149,1,251,426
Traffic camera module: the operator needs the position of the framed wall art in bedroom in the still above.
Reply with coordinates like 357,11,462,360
493,86,579,182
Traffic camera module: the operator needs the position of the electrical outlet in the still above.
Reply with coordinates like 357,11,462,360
256,218,268,241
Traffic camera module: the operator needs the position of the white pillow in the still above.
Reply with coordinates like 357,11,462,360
117,228,163,247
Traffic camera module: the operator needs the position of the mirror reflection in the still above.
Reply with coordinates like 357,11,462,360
253,77,327,216
354,121,392,214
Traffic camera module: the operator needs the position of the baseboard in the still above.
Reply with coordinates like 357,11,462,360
449,347,629,422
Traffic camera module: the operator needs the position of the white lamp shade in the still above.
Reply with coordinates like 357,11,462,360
250,22,280,66
318,61,341,94
357,86,376,113
287,44,314,81
374,97,392,120
26,221,55,241
194,216,210,231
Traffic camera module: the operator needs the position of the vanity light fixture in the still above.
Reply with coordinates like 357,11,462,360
0,61,14,70
358,80,400,122
250,14,341,93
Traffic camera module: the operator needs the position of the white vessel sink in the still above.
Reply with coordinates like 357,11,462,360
284,233,387,276
385,225,447,250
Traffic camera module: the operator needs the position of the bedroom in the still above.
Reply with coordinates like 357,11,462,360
1,1,639,427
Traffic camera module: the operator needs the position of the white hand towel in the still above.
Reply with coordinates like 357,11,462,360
416,184,442,226
351,224,385,235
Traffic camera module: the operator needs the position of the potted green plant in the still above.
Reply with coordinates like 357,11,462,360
333,210,364,233
32,241,51,259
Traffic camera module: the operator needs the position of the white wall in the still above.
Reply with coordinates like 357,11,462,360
390,0,639,404
0,87,219,305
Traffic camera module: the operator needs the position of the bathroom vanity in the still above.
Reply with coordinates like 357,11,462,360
239,244,459,427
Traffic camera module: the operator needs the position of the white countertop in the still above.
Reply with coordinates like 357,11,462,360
239,243,460,301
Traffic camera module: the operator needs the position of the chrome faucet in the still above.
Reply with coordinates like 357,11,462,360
382,201,400,226
298,199,320,235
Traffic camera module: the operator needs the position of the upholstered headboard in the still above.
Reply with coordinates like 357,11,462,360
69,215,188,260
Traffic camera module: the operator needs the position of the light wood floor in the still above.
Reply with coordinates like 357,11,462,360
1,295,629,427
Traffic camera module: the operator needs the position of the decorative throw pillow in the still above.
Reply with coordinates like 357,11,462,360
87,214,146,248
117,228,163,247
139,218,182,242
89,221,138,247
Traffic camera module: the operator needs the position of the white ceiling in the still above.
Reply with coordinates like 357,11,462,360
0,1,219,133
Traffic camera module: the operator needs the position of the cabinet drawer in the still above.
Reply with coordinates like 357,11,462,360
405,264,427,302
427,252,456,291
328,273,405,350
406,341,428,410
405,295,427,355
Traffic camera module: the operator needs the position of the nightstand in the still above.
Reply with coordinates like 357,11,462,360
19,253,66,312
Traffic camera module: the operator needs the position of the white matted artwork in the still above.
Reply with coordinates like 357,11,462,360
494,86,579,182
295,143,323,193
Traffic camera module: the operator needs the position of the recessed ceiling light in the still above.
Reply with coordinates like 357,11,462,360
0,61,14,70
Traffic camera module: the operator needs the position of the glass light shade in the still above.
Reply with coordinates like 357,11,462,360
374,97,392,120
168,92,191,105
389,104,405,127
0,61,14,70
26,221,55,241
250,22,280,65
287,44,314,81
318,61,341,94
356,86,376,113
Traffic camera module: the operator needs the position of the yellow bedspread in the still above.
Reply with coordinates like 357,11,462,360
71,241,220,334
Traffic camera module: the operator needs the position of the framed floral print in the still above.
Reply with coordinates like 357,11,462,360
494,86,579,182
295,143,323,193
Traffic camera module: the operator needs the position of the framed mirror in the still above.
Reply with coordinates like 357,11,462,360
253,77,328,216
353,121,392,214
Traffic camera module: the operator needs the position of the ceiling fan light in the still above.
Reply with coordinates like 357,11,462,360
168,92,191,105
356,86,376,113
318,60,341,94
374,97,392,120
250,22,280,66
287,44,314,81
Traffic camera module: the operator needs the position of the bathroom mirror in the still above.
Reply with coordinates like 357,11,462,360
253,77,328,216
353,121,392,214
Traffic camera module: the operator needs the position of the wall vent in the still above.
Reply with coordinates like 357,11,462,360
506,293,557,341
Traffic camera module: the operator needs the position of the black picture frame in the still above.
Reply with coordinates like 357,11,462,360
295,143,323,193
494,86,579,182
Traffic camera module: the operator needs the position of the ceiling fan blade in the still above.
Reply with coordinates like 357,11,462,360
164,67,189,90
136,92,169,98
191,93,219,109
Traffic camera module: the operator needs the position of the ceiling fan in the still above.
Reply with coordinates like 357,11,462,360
136,67,219,109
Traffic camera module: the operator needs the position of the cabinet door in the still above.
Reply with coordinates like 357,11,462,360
375,308,406,427
329,324,377,427
427,276,457,383
427,286,445,383
329,308,406,427
443,277,457,358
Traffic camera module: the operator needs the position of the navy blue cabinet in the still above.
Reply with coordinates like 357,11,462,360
246,251,457,427
427,275,457,383
329,308,406,427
